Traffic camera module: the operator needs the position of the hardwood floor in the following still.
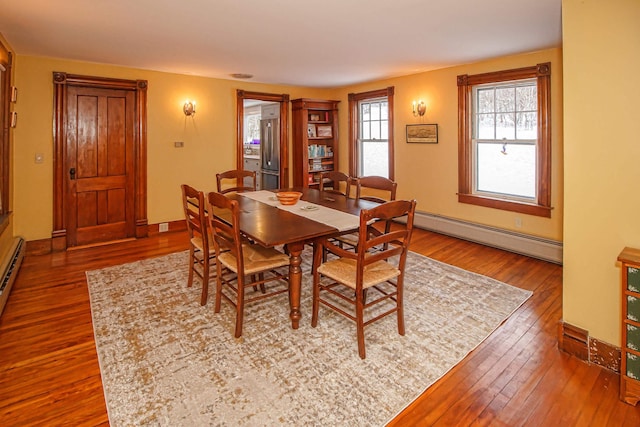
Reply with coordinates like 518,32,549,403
1,228,639,426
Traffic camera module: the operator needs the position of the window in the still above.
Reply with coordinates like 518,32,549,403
243,104,261,144
348,87,394,179
457,63,551,217
358,97,389,177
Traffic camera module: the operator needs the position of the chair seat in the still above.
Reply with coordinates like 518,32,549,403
219,244,289,275
317,258,400,290
334,232,358,247
191,235,216,255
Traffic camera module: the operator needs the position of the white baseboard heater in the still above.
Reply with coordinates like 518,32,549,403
0,237,25,317
413,212,563,265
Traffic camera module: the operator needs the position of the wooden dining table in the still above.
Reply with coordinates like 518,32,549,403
223,187,379,329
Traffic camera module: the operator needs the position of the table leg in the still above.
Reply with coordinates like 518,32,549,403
287,242,305,329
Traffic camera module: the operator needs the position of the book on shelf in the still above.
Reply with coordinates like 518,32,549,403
308,144,329,158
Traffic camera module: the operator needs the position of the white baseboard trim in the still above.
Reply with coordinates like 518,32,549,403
413,211,563,264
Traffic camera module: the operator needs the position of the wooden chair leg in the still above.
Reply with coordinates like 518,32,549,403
200,257,209,306
214,266,223,313
234,276,245,338
311,243,322,328
397,281,405,336
187,247,195,287
356,290,366,359
311,273,320,327
259,273,266,293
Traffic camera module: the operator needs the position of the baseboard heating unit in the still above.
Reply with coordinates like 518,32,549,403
413,212,563,265
0,237,25,317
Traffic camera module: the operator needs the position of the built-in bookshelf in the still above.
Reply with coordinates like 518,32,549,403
292,98,339,188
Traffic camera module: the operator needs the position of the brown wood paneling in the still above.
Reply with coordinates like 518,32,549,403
147,219,187,235
24,239,52,256
76,93,98,178
108,188,126,223
557,321,590,361
75,175,127,192
107,96,126,175
590,337,621,373
77,192,97,228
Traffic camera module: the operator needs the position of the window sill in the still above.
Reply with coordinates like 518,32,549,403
458,193,552,218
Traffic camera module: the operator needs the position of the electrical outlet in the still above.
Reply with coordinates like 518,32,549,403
515,217,522,228
174,141,184,148
159,222,169,232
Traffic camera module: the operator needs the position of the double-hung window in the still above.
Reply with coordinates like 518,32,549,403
348,87,394,179
458,63,552,217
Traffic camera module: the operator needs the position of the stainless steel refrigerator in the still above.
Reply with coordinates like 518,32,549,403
260,118,280,189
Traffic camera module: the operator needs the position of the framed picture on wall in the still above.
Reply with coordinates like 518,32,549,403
406,124,438,143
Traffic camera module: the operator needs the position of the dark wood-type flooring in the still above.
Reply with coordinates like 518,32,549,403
1,228,639,426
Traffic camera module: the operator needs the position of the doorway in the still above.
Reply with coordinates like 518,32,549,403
236,90,289,188
52,73,148,250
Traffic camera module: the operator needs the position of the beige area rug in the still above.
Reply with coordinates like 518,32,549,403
86,249,532,426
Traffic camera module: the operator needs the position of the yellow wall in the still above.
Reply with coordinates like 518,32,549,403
13,49,562,243
562,0,640,345
330,48,563,241
12,56,329,240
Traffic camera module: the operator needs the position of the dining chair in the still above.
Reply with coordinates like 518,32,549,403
216,169,257,194
356,175,397,203
335,175,398,251
319,171,354,198
311,199,417,359
181,184,216,305
206,191,291,338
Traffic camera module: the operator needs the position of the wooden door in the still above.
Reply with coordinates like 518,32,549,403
66,86,135,246
52,73,148,250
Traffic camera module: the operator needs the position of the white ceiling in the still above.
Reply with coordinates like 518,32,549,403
0,0,562,88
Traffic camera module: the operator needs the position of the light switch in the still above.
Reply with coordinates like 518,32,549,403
35,153,44,164
174,141,184,148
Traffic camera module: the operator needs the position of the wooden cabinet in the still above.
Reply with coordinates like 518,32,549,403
261,102,279,119
618,247,640,405
243,157,261,190
292,98,339,188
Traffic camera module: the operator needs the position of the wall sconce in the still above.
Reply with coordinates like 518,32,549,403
412,100,426,117
183,100,196,116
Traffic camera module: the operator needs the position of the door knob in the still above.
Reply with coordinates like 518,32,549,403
69,168,76,180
